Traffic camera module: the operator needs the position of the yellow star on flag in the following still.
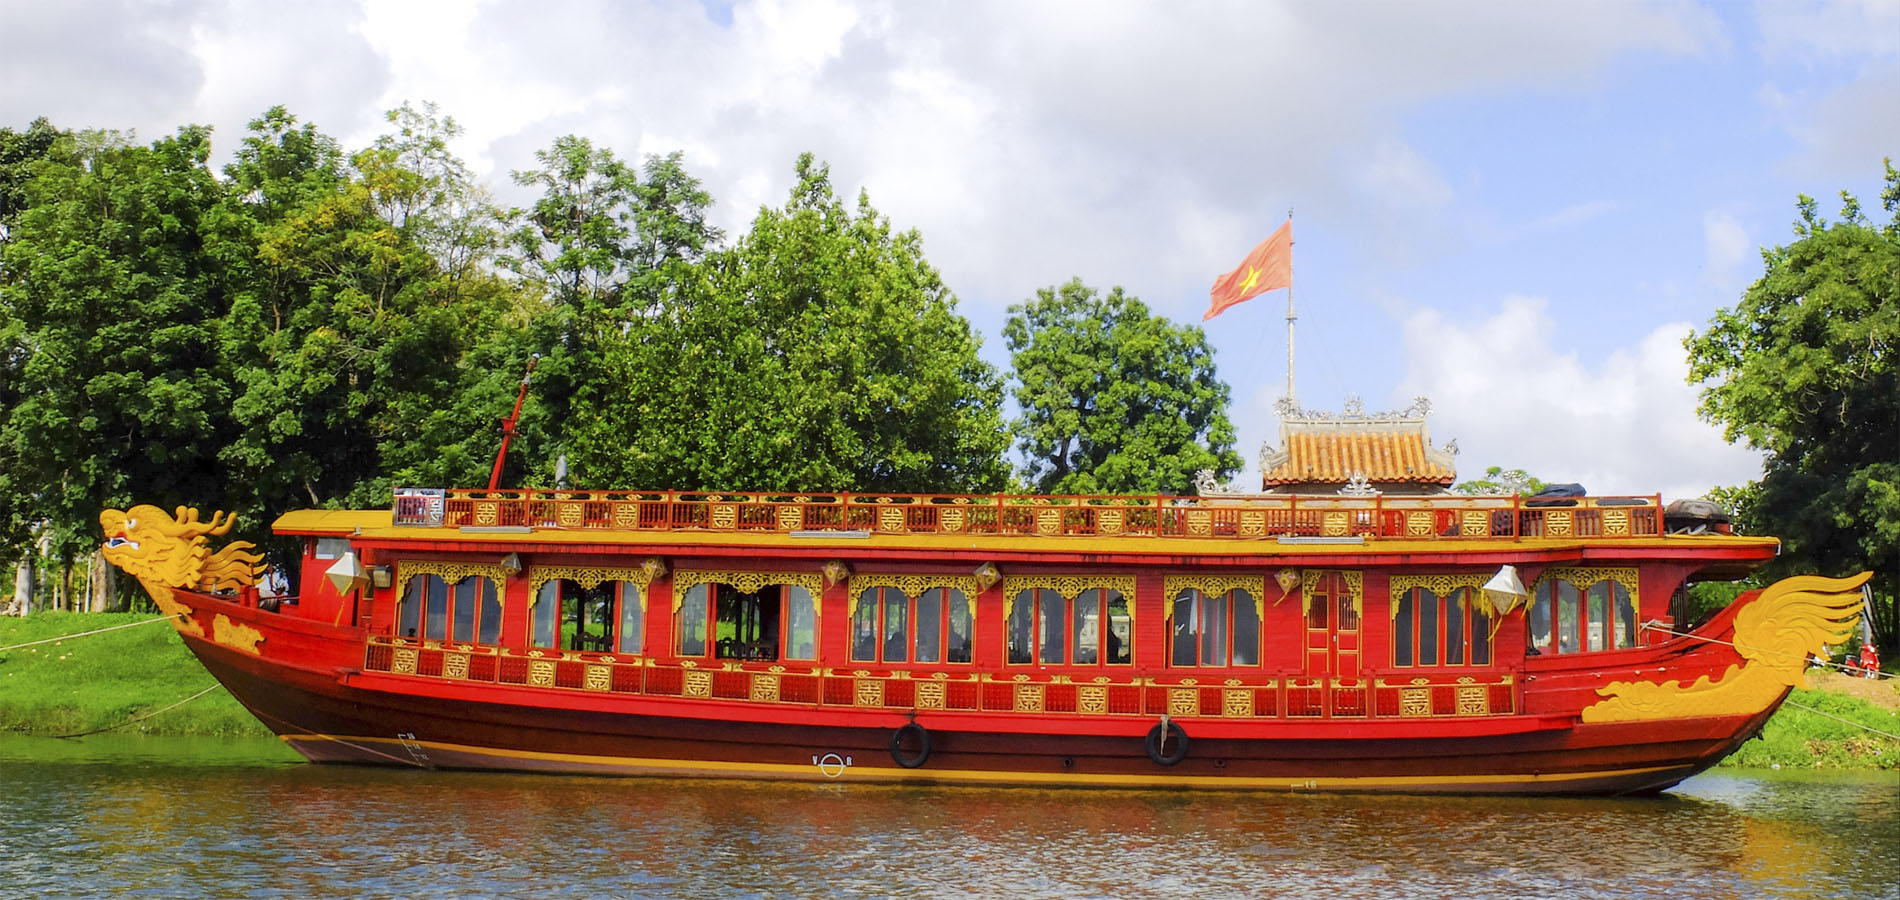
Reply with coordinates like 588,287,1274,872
1238,266,1260,294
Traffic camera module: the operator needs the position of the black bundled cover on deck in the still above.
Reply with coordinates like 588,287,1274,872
1524,483,1585,507
1664,499,1732,534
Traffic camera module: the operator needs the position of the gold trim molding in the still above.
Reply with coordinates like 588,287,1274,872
1164,575,1267,622
395,561,510,605
1387,574,1489,619
1000,575,1137,628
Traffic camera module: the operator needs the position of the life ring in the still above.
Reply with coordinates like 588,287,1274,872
889,722,931,768
1145,720,1189,766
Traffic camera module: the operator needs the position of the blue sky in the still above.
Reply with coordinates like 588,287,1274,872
3,0,1894,499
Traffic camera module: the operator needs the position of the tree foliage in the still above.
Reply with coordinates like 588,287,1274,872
1004,279,1241,495
1453,466,1549,496
568,154,1007,493
1685,161,1900,649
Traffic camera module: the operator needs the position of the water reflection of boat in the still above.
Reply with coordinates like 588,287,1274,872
99,402,1868,794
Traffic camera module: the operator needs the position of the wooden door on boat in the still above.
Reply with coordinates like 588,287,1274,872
1302,570,1361,679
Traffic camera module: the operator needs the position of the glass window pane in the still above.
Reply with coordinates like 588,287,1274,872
1171,591,1198,666
617,582,645,655
1395,589,1415,666
532,581,559,648
399,574,425,639
915,588,943,664
1231,590,1259,666
1306,587,1328,630
1471,606,1492,664
450,578,478,643
1105,591,1131,665
1200,590,1229,667
1072,589,1100,665
478,579,502,645
424,576,449,640
1008,590,1035,664
1419,590,1439,666
1039,589,1067,664
851,589,878,661
946,590,972,664
882,588,908,663
678,584,709,656
1614,583,1637,649
1587,583,1610,652
1557,582,1581,654
1529,582,1553,654
1336,580,1360,632
1445,589,1465,665
785,586,815,660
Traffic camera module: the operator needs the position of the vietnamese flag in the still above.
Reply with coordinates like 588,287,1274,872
1205,220,1292,320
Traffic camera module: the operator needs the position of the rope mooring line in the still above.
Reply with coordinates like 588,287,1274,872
0,615,170,653
1778,697,1900,742
53,683,223,739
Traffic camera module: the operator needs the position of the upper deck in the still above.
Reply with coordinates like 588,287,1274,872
365,487,1681,544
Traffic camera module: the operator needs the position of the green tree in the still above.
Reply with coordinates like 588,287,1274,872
1684,162,1900,651
1004,279,1242,495
569,154,1008,493
0,117,68,246
1453,466,1549,496
0,126,233,560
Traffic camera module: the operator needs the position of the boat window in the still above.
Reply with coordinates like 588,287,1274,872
852,585,972,665
1393,586,1493,668
399,574,499,644
1529,569,1639,656
533,579,640,653
1006,587,1132,667
314,537,350,560
673,575,820,662
1170,589,1259,667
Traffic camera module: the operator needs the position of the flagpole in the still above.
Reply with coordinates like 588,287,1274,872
1284,210,1296,406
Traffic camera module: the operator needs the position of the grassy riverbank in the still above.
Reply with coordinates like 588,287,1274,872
0,613,270,738
2,614,1895,768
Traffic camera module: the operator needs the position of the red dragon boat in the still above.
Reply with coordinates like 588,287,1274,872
99,401,1867,794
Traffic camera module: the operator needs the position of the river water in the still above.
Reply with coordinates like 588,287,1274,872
1,735,1895,900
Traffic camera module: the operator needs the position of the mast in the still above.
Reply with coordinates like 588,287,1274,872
1284,210,1296,405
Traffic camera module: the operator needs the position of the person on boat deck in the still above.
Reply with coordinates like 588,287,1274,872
1859,642,1881,678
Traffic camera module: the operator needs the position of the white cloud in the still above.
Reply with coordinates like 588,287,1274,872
1702,210,1753,286
1755,0,1900,63
1397,297,1763,499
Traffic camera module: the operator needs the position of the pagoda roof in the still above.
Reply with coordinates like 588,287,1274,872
1259,398,1458,490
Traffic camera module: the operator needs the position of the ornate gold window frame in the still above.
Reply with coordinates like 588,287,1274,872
1164,575,1267,623
1001,575,1139,664
395,560,509,603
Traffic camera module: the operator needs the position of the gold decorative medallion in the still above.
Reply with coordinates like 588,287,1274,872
683,669,713,698
1322,511,1350,537
750,673,780,703
855,678,885,707
393,647,419,675
1223,688,1254,717
527,660,556,687
442,651,470,679
1456,685,1489,716
1077,684,1108,714
1602,508,1630,536
614,503,639,527
1186,509,1212,536
940,507,965,533
915,680,946,710
1168,687,1200,717
558,502,583,527
1014,683,1045,713
710,504,737,529
1239,510,1266,537
1098,509,1124,535
210,614,265,655
1406,511,1434,536
1545,509,1573,536
777,505,802,531
1036,508,1061,535
475,501,499,526
584,664,611,692
880,507,906,533
1462,510,1490,536
1399,687,1431,717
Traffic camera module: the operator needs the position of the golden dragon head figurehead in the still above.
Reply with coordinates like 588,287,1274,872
100,505,264,592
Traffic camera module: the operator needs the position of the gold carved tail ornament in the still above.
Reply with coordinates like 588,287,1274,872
1581,572,1869,724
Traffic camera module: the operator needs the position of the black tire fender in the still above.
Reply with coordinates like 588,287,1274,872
1145,720,1189,766
889,721,931,768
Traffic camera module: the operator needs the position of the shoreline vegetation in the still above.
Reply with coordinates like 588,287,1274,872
5,614,1896,772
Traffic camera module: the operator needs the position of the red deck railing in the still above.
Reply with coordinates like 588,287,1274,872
390,487,1665,542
